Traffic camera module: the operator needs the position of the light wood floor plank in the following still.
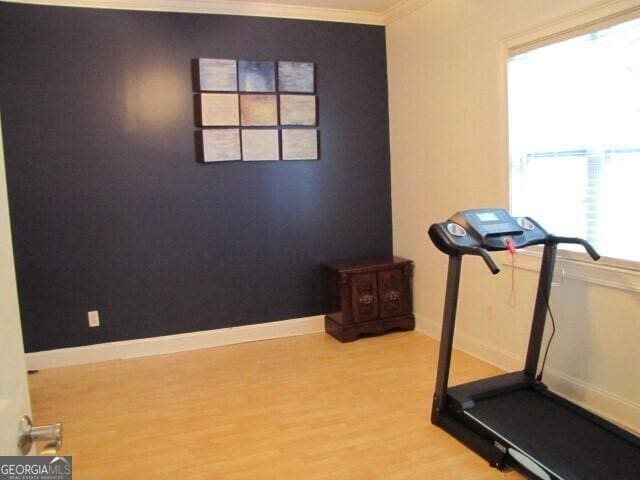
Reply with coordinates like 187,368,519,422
29,331,522,479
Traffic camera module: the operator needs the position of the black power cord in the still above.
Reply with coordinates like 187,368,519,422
536,292,556,382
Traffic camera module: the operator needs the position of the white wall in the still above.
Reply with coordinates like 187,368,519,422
387,0,640,432
0,115,33,454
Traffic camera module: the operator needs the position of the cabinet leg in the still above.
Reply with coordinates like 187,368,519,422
324,317,360,342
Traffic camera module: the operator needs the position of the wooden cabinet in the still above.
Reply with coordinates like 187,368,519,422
323,256,414,342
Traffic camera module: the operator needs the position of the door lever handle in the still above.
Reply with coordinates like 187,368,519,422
17,415,63,455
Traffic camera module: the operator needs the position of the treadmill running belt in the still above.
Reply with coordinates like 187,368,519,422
466,388,640,480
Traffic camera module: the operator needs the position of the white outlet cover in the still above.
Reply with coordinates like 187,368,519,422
88,311,100,328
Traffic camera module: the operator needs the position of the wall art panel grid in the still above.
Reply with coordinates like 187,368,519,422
193,58,319,162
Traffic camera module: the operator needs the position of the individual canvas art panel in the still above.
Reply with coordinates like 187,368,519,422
238,61,276,92
197,93,239,126
278,62,314,93
241,129,279,161
279,95,317,126
200,129,241,162
281,129,318,160
240,94,278,126
196,59,237,92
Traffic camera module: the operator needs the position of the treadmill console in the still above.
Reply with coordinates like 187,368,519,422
429,208,547,257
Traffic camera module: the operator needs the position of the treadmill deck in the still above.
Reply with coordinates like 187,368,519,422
464,388,640,480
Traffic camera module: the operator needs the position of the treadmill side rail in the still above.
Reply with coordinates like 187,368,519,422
436,412,508,470
446,371,532,410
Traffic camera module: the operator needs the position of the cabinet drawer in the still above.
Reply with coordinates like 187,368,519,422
350,272,378,323
377,268,405,318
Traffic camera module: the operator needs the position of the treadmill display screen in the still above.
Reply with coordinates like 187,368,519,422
461,209,525,239
477,212,499,222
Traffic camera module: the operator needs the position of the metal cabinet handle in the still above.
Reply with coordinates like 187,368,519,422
17,416,63,455
359,294,374,305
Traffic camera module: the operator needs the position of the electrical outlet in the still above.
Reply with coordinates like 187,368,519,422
88,310,100,327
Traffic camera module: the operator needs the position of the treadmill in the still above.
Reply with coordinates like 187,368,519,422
428,208,640,480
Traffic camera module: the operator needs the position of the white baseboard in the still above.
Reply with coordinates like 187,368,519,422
415,314,523,371
415,313,640,434
26,312,640,433
25,315,325,370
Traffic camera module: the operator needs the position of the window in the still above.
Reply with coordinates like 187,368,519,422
508,16,640,263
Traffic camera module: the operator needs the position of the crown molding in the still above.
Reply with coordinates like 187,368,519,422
382,0,430,25
1,0,387,25
501,0,640,48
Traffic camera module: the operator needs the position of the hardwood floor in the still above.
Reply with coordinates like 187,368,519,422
29,331,522,479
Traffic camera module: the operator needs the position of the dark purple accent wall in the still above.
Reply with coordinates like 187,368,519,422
0,2,392,352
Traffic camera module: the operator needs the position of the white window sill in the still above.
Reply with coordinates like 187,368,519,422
503,248,640,293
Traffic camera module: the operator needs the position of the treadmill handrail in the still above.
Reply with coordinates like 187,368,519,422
450,245,501,275
547,235,601,261
475,247,500,275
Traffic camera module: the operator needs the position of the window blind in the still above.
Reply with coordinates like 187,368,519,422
508,15,640,262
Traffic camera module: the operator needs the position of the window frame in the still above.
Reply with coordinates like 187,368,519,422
501,4,640,281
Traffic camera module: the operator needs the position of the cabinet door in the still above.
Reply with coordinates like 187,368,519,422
350,273,378,323
377,268,405,318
